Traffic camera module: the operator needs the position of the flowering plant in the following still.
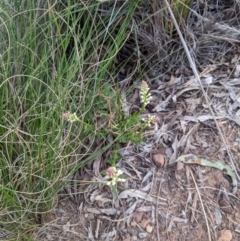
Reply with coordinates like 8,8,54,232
63,80,158,194
140,80,152,108
105,167,126,186
105,166,126,196
62,112,80,122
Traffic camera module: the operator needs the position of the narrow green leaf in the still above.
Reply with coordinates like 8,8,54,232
175,154,236,179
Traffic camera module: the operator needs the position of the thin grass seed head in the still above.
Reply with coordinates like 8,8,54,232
140,81,152,108
105,167,126,186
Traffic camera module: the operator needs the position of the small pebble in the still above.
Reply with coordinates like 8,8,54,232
138,232,148,238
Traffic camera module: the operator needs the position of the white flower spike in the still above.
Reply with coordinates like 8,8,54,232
140,81,152,108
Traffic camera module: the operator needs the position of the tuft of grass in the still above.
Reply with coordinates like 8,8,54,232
0,0,195,239
0,0,141,239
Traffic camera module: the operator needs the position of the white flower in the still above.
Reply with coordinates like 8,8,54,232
117,178,126,182
117,169,123,175
105,167,126,186
140,81,152,108
146,115,155,127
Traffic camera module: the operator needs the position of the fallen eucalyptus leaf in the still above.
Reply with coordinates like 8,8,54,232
87,207,117,215
100,228,117,239
234,65,240,78
125,200,138,215
172,216,187,223
174,154,237,194
175,154,236,179
118,189,156,202
141,182,152,192
142,170,153,184
133,211,144,223
90,189,101,202
95,195,112,205
214,207,222,226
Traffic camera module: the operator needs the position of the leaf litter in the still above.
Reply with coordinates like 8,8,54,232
37,1,240,241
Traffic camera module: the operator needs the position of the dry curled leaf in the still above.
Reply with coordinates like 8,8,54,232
146,224,154,233
217,229,232,241
87,207,117,215
214,208,222,226
133,211,144,223
219,197,234,214
168,170,176,189
234,65,240,78
152,153,165,168
123,234,131,241
130,220,137,227
118,189,156,202
140,218,151,229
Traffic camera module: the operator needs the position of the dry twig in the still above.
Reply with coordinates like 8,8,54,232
190,170,212,241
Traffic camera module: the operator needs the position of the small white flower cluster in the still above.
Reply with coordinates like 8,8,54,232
140,81,152,108
105,167,126,186
62,112,80,123
142,114,155,127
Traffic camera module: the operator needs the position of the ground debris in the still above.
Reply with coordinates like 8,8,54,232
217,229,232,241
36,1,240,240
